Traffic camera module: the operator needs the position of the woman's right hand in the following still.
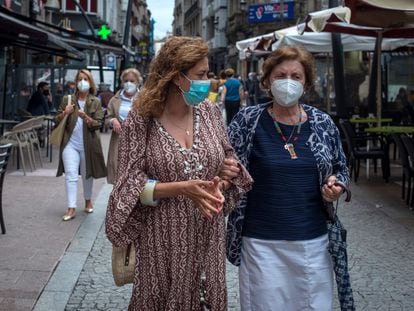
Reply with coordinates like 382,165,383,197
64,104,74,115
112,119,122,134
219,157,240,180
181,179,224,220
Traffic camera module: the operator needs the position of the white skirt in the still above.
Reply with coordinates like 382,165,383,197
239,234,333,311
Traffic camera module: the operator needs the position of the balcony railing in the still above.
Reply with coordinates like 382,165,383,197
184,0,199,22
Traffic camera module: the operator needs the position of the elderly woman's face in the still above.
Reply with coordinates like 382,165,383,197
269,60,306,87
122,72,138,84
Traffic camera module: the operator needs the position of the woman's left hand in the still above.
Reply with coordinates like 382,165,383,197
321,175,343,202
206,176,225,213
78,109,93,127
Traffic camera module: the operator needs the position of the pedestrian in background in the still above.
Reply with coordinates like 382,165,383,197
220,68,243,124
106,36,252,310
245,72,258,106
97,83,115,132
97,83,114,110
226,45,354,310
27,82,51,116
207,71,219,103
55,69,107,221
106,68,142,184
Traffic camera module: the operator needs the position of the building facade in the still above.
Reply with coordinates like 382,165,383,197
0,0,152,119
172,0,345,78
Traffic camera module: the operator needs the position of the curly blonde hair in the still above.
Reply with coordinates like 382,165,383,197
75,69,97,95
261,45,316,92
134,36,209,117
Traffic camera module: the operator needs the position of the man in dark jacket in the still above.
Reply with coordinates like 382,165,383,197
27,82,51,116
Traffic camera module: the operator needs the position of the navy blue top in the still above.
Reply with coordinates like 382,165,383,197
243,110,327,241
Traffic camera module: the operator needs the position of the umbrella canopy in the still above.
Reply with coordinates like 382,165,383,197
300,3,414,123
272,24,414,52
236,32,275,59
345,0,414,28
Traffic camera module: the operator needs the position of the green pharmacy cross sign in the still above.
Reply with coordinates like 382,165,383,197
98,25,112,40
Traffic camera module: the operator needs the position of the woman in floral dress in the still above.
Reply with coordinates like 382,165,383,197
105,36,252,310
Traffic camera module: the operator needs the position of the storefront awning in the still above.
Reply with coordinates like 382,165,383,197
0,11,84,60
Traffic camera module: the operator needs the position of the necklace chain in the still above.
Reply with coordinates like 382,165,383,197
166,110,192,136
269,106,303,143
269,106,303,159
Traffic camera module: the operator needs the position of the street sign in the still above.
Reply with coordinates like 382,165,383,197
105,54,116,69
248,1,294,24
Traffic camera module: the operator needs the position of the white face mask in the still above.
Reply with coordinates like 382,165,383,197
77,79,90,93
271,79,304,107
123,81,138,94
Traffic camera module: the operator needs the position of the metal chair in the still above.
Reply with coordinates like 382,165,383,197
3,119,36,175
339,119,390,183
27,116,44,168
391,133,414,204
400,135,414,208
0,143,12,234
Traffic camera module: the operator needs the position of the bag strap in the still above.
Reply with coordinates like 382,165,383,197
334,181,351,202
124,243,132,266
324,181,351,222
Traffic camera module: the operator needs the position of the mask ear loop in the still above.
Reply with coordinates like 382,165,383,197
177,72,192,94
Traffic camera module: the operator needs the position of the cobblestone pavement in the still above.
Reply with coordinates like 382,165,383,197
64,223,240,311
65,178,414,310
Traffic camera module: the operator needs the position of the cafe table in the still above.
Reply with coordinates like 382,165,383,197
0,119,19,136
349,117,392,127
364,126,414,179
364,126,414,134
350,117,393,124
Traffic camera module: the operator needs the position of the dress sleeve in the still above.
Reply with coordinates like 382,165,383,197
105,109,149,247
209,104,253,215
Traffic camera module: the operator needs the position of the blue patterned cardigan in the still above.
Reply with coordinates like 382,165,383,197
226,103,355,310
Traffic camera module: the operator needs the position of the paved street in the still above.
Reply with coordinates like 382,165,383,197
62,172,414,310
1,130,414,310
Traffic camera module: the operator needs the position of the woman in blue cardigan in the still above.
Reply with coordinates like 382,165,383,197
226,45,354,311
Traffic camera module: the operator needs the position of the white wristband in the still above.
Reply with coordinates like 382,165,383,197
140,179,159,207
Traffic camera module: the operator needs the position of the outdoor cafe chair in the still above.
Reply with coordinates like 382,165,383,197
27,116,45,169
0,143,12,234
2,119,36,175
339,119,390,183
391,133,414,205
400,135,414,208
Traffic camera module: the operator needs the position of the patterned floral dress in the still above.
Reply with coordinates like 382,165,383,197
105,101,252,311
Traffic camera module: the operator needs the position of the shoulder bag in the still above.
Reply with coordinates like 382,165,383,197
111,243,135,286
49,95,71,146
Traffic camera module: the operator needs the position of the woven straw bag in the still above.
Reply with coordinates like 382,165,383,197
111,243,135,286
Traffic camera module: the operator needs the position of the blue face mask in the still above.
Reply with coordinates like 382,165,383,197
180,74,211,106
